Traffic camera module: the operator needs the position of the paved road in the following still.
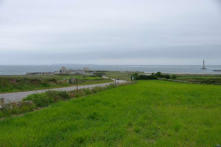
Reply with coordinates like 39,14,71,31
0,80,127,104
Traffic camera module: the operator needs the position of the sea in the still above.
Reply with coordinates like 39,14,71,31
0,65,221,75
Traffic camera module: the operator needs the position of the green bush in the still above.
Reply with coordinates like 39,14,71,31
137,75,157,80
155,72,162,77
171,74,177,79
94,72,105,77
133,72,172,80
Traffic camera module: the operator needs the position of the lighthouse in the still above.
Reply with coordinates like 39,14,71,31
201,59,206,70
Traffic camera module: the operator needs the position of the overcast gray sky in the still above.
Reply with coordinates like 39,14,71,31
0,0,221,65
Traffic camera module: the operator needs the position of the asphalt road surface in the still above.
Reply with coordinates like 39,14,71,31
0,80,127,104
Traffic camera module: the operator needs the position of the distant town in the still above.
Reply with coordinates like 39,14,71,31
26,66,96,76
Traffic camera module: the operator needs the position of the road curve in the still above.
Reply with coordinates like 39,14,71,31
0,80,127,104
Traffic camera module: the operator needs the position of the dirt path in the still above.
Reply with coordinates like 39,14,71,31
0,80,127,104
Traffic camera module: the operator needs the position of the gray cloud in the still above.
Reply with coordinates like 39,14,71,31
0,0,221,65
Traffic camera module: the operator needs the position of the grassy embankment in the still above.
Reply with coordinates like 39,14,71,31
176,74,221,84
0,80,220,146
0,75,111,93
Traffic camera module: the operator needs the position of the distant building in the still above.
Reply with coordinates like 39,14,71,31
60,66,69,74
83,67,90,72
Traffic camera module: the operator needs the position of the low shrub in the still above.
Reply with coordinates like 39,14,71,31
0,101,35,118
91,87,105,93
136,75,157,80
83,88,93,95
75,90,87,98
132,72,172,80
24,91,71,107
155,72,171,79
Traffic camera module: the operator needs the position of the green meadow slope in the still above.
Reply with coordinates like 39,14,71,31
0,81,221,146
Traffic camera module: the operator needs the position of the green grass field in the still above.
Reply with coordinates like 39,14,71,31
0,81,221,146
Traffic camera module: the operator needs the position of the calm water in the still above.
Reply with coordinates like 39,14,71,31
0,65,221,75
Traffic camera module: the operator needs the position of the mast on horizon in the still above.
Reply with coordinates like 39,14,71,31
202,59,207,70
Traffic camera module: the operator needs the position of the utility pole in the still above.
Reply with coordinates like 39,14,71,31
76,78,79,92
114,77,118,87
